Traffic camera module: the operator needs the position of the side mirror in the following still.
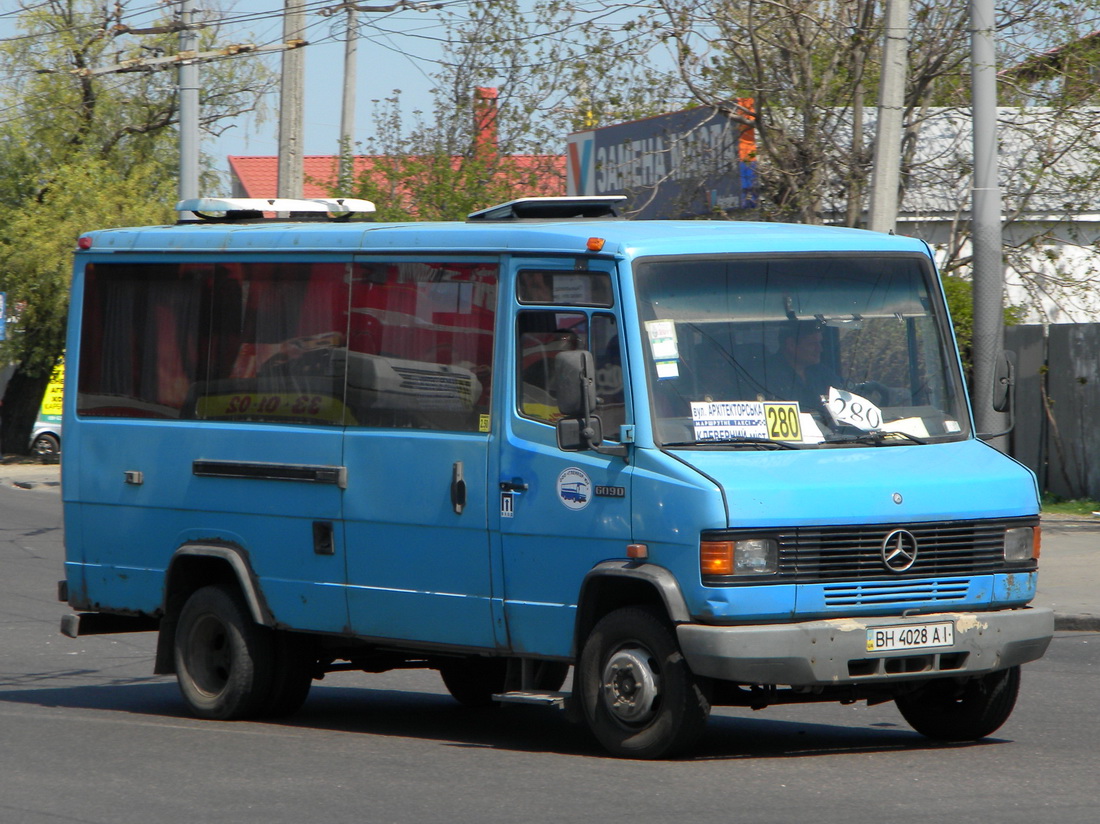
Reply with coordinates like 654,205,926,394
553,349,628,458
979,350,1016,441
553,350,596,418
557,415,605,451
992,350,1015,413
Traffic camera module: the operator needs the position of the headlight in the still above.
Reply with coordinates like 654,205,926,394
700,538,778,576
1004,526,1039,562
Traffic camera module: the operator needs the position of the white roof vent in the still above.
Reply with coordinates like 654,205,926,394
466,196,626,221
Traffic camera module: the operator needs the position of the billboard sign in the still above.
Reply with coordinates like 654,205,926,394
566,103,756,219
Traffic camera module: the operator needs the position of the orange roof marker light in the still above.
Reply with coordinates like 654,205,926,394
587,237,606,252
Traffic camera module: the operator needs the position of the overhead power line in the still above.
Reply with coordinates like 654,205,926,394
35,39,307,77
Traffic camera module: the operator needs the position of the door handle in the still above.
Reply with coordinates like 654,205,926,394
499,479,528,493
451,461,467,514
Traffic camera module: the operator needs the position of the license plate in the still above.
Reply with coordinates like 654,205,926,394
866,621,955,653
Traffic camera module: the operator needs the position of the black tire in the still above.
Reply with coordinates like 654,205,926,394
32,433,61,460
439,658,508,707
439,658,570,708
894,666,1021,741
577,606,710,759
174,585,275,720
258,631,314,718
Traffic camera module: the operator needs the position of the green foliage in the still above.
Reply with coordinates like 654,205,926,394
0,160,174,376
0,0,271,452
1040,492,1100,516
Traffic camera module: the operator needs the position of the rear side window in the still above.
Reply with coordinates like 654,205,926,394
77,259,498,432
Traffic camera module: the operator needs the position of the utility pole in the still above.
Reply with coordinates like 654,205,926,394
339,4,358,192
867,0,909,233
178,0,200,200
969,0,1007,439
277,0,307,198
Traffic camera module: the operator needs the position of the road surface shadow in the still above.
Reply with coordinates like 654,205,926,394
0,676,1009,760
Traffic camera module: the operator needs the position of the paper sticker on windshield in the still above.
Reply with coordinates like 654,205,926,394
655,360,679,379
826,387,883,431
691,401,769,441
645,320,679,360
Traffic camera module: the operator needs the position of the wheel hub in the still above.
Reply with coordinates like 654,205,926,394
600,646,660,724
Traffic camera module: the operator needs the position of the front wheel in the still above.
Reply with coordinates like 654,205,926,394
577,606,710,759
894,666,1021,741
174,585,274,720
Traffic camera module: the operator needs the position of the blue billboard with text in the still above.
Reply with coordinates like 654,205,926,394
566,103,756,219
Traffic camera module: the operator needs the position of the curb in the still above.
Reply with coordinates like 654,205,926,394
1054,613,1100,632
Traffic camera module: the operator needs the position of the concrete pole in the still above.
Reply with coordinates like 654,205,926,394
339,5,358,192
970,0,1007,439
277,0,306,198
178,0,200,200
867,0,909,233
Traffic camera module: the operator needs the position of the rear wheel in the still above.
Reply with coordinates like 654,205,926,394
174,585,274,720
577,606,710,759
894,666,1021,741
258,631,314,718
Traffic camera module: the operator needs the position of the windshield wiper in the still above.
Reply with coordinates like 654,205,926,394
664,437,801,450
825,430,927,446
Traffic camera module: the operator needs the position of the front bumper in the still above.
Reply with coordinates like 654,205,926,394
677,607,1054,686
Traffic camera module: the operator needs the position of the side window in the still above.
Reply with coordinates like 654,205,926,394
197,262,350,424
78,262,209,419
77,261,352,424
517,270,613,307
518,311,587,423
516,310,625,441
592,313,625,439
348,261,498,431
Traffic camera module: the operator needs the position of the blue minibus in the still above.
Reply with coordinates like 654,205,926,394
59,196,1053,758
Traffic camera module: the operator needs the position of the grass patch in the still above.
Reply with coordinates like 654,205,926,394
1041,493,1100,516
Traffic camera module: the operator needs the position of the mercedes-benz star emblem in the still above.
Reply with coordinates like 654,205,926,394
881,529,918,572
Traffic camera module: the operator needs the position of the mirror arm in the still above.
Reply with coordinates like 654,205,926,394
593,441,629,459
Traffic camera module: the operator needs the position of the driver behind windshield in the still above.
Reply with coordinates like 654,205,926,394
765,320,844,409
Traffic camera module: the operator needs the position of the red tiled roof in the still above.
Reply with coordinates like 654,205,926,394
228,155,566,202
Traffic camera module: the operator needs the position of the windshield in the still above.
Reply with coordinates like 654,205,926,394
635,254,970,448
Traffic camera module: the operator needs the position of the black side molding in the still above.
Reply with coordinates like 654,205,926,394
193,460,347,488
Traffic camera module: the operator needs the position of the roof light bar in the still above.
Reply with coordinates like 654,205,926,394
176,197,376,221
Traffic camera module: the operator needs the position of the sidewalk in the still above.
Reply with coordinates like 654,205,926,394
0,460,61,492
1032,514,1100,631
4,460,1096,631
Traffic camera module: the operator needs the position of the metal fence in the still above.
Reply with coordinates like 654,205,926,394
1005,323,1100,501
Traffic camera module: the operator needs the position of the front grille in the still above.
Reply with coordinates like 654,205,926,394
823,579,971,607
703,517,1037,586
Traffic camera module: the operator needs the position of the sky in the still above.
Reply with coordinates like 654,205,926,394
1,1,663,195
198,0,463,162
0,0,483,191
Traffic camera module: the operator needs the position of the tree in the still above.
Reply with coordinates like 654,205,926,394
564,1,1100,327
342,0,678,219
0,0,273,454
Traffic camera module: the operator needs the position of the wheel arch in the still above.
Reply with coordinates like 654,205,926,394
572,561,692,658
153,543,273,674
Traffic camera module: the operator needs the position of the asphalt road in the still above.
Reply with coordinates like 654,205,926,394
1,478,1096,824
